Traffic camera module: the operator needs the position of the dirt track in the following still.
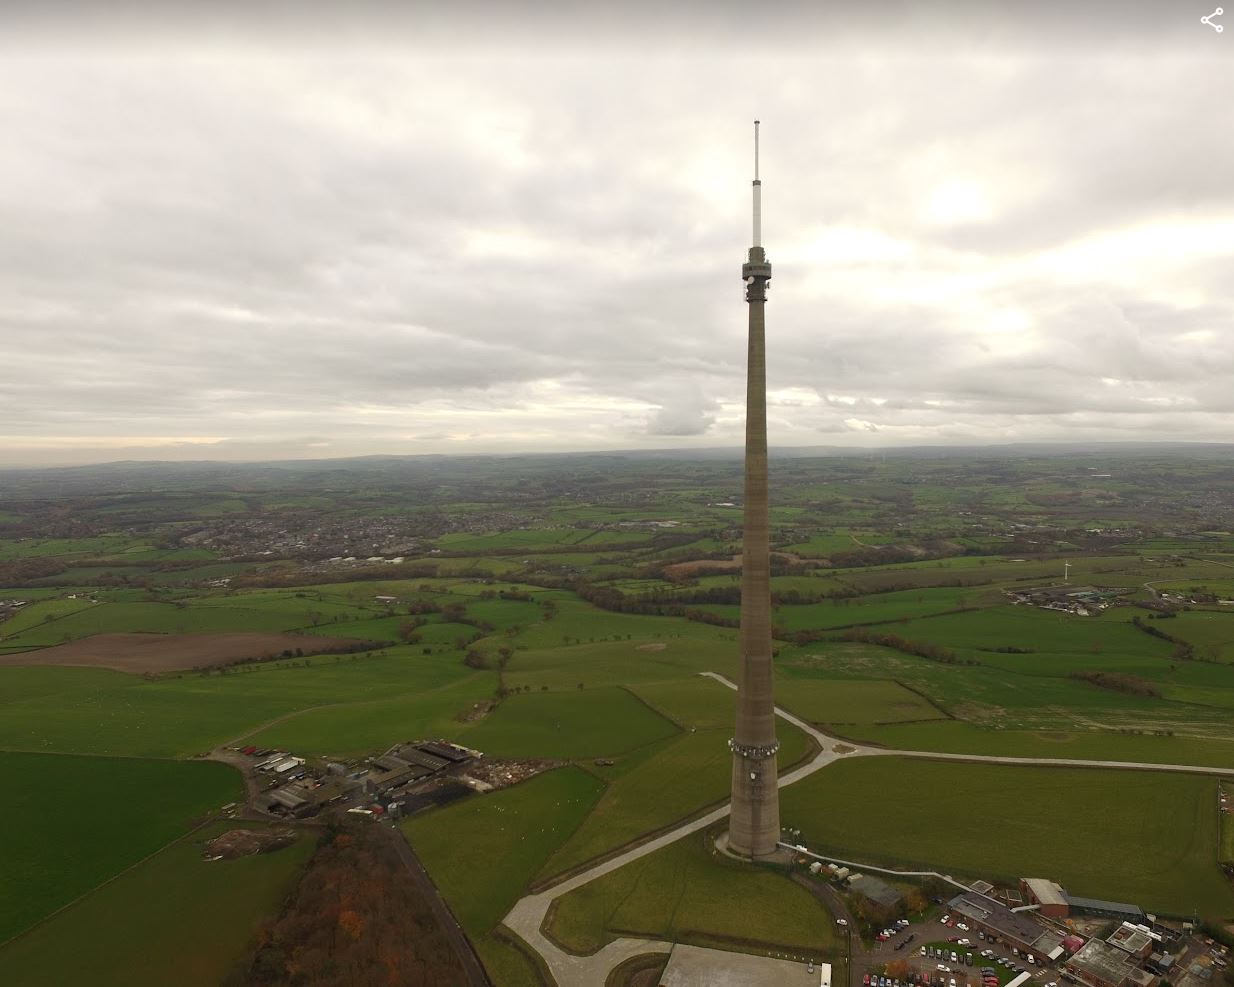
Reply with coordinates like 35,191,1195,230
0,632,363,674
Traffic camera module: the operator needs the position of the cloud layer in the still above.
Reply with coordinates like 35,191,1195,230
1,6,1231,465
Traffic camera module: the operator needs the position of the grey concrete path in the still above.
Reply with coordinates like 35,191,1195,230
501,671,1234,986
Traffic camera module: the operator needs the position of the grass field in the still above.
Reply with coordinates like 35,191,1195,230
459,686,679,759
776,676,946,725
779,757,1234,917
1166,611,1234,662
0,821,313,986
404,766,605,935
844,719,1234,769
241,673,494,756
779,640,1234,740
547,825,841,955
538,717,813,881
505,635,740,693
0,593,382,650
0,752,243,942
0,649,483,757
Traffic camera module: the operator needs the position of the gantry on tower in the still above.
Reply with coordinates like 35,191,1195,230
727,120,781,858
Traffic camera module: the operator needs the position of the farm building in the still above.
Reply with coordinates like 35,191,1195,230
363,740,474,794
266,777,351,817
1021,877,1070,918
1066,939,1157,987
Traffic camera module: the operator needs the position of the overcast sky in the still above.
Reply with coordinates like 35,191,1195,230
1,2,1230,466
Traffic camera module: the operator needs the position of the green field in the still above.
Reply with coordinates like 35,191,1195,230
404,767,605,935
779,639,1234,741
548,826,841,955
460,686,679,758
844,719,1234,769
0,822,313,986
776,676,946,725
779,757,1234,917
0,752,243,942
6,451,1234,980
1166,611,1234,662
539,722,813,883
0,649,483,757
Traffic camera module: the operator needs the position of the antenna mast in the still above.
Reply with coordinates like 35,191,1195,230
752,119,762,247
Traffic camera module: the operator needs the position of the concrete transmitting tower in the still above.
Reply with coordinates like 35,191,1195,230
728,120,781,858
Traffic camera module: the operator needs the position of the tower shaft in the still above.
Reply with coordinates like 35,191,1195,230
727,145,780,856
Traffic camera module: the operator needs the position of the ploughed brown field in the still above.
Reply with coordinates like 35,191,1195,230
0,632,363,674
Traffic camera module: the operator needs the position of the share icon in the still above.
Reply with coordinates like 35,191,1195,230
1201,7,1224,32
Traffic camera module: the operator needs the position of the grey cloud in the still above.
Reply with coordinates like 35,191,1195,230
0,21,1231,465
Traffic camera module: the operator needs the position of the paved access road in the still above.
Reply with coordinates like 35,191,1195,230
501,671,1234,987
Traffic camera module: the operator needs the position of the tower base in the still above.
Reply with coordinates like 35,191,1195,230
727,743,780,857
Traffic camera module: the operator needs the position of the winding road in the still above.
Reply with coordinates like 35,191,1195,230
500,671,1234,987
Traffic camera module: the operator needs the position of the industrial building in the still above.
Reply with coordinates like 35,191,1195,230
849,874,904,912
948,892,1063,959
1066,939,1158,987
1016,877,1146,924
1107,923,1157,961
1021,877,1069,918
266,776,351,818
363,740,473,795
1067,896,1145,923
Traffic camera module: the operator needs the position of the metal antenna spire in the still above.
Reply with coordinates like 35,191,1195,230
754,119,760,181
752,119,762,247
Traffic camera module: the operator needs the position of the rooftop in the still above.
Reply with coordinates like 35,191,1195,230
1023,877,1069,907
949,892,1045,945
660,944,822,987
1068,939,1142,986
1067,896,1145,919
1108,925,1155,955
852,875,903,909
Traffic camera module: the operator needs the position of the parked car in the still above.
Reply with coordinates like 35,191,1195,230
942,915,951,924
837,918,849,927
